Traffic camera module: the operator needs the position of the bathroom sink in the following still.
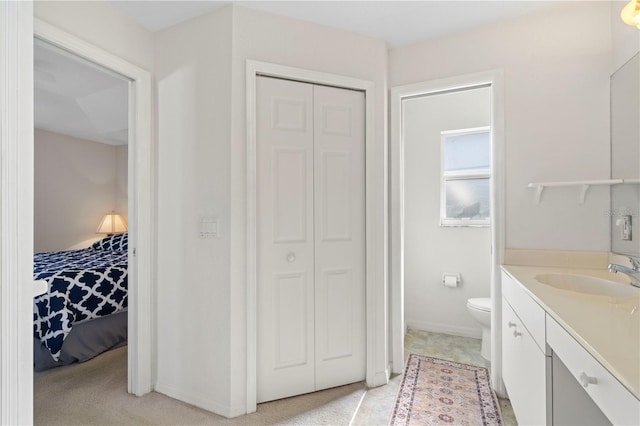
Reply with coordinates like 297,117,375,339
534,273,639,298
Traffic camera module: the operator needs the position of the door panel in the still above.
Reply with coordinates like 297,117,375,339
257,77,315,403
313,85,366,390
320,152,353,241
272,148,308,243
272,272,309,369
318,268,354,360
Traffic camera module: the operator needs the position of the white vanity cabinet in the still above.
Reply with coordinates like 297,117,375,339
547,316,639,426
501,271,551,425
501,266,640,426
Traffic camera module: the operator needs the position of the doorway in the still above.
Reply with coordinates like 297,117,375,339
0,11,153,422
390,71,506,396
33,19,154,396
255,76,366,403
33,38,131,385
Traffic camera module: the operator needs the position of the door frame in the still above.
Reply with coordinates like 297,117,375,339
0,2,34,423
245,60,383,413
389,70,507,397
32,20,155,396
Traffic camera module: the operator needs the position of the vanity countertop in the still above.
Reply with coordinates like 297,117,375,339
501,264,640,400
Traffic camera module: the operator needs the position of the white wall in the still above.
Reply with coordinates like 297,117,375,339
403,88,491,337
35,1,154,71
34,129,125,252
155,6,234,415
390,2,613,252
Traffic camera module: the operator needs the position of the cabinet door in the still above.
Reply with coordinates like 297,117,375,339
502,298,548,425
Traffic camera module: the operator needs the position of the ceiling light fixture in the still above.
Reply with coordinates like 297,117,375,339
621,0,640,29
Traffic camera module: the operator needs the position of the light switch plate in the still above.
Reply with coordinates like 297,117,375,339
199,217,220,238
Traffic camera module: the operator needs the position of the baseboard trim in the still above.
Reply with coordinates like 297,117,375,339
368,368,390,388
228,405,248,418
406,320,482,339
155,381,244,419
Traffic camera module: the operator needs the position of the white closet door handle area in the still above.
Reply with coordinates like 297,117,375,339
286,252,296,263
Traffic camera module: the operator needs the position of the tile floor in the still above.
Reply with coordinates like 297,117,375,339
353,329,517,425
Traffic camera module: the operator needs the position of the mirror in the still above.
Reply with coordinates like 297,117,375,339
610,52,640,257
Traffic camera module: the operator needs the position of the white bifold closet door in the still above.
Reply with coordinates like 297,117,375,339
256,76,366,403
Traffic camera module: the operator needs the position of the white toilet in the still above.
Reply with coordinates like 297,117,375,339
466,297,492,361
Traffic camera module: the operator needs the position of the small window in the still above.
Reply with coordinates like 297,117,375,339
441,127,491,226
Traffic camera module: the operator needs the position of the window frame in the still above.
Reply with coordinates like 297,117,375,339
440,126,491,227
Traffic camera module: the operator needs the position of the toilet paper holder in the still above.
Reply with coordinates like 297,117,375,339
442,273,461,288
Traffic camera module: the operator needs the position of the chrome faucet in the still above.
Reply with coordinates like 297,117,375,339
608,256,640,288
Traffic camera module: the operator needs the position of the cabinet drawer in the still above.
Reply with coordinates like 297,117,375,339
547,316,640,426
502,299,549,426
501,270,546,353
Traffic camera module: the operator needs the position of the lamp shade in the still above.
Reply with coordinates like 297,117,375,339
96,211,128,234
622,0,640,29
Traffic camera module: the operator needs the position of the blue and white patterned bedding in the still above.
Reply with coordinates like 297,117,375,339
33,233,128,360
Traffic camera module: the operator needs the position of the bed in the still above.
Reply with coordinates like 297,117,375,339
33,233,129,371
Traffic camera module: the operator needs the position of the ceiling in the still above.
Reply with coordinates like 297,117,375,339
113,1,561,47
34,39,129,146
36,1,563,145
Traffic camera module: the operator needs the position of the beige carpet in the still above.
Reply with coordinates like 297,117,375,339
35,331,516,426
34,346,367,425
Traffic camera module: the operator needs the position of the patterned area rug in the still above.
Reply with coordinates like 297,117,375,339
390,354,503,426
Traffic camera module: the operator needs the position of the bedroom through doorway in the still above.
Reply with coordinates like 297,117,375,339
33,17,155,405
31,32,151,417
33,38,130,375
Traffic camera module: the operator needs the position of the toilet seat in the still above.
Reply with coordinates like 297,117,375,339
467,297,491,312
